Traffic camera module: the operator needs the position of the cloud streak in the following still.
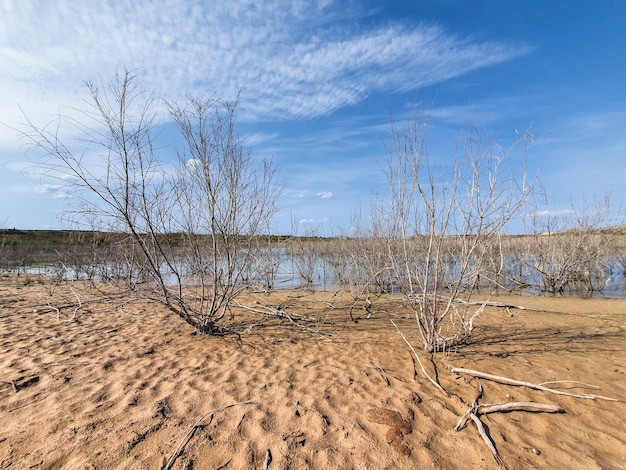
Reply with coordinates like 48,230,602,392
0,0,530,146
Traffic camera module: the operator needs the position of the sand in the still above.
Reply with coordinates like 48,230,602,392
1,275,625,469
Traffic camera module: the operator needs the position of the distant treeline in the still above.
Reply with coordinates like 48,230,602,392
0,229,311,247
2,227,626,246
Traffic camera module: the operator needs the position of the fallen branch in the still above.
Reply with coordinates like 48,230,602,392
1,375,40,393
456,298,555,311
469,412,506,468
215,459,231,470
347,266,392,321
368,364,406,385
70,285,82,320
391,320,447,396
455,401,564,431
236,302,318,323
164,400,255,470
451,368,618,401
477,401,564,415
453,297,603,319
455,382,561,468
538,380,600,390
236,302,340,345
0,380,18,393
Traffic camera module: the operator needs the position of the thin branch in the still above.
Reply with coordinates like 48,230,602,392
455,401,564,431
164,400,255,470
538,380,600,390
391,320,447,396
263,449,273,470
70,285,82,320
469,412,506,468
452,368,618,401
235,302,337,341
347,266,392,321
477,401,564,415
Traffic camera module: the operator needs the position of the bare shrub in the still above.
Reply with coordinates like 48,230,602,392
330,213,396,320
0,219,8,271
375,108,535,352
287,220,327,290
22,70,281,334
521,199,614,294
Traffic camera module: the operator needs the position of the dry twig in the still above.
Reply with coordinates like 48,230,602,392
452,367,618,401
164,400,255,470
263,449,273,469
455,401,564,431
469,412,506,468
391,320,447,396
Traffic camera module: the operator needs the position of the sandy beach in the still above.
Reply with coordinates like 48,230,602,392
1,275,625,469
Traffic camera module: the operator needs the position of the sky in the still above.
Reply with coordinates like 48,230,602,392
1,0,624,235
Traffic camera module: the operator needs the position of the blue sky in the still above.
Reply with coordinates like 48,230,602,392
1,0,624,234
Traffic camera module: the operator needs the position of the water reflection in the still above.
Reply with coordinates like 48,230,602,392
3,251,625,299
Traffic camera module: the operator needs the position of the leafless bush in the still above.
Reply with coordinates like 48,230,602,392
245,236,284,292
287,220,326,289
375,108,535,352
606,225,626,276
520,199,614,293
22,70,281,334
0,219,8,271
329,216,395,321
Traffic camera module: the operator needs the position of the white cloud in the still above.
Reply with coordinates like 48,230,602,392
0,0,530,147
186,159,202,171
299,216,330,225
0,0,536,231
246,132,280,146
289,189,310,199
528,209,574,218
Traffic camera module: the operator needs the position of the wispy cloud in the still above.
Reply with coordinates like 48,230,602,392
317,191,333,199
0,0,530,146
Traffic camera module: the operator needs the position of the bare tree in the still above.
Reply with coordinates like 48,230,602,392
22,70,282,334
168,95,282,330
521,198,613,294
376,107,535,352
288,219,324,289
0,218,8,271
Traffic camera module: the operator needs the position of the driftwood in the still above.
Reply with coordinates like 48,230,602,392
454,297,607,320
164,400,255,470
452,366,618,467
0,380,18,393
215,459,231,470
452,367,618,401
455,401,564,431
468,411,506,468
455,381,562,468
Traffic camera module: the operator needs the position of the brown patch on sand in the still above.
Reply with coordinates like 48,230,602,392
1,275,625,469
366,407,412,455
